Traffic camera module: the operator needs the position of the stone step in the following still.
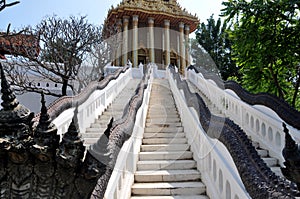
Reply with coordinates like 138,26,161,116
131,182,206,196
143,132,185,139
106,105,126,110
94,120,112,125
83,138,99,145
82,133,104,138
147,118,181,123
137,160,196,170
252,141,260,148
146,123,182,127
145,127,184,133
148,106,177,110
139,151,193,160
148,111,178,115
140,144,190,152
102,111,123,116
148,107,178,111
147,114,179,119
148,107,177,111
143,138,187,145
149,100,175,103
262,157,278,167
149,102,176,106
134,169,201,182
257,149,268,157
90,123,107,128
271,166,283,177
131,196,209,199
99,114,121,120
150,94,172,97
85,127,106,133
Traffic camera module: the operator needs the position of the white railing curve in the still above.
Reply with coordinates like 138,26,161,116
168,68,251,199
187,69,300,166
103,66,153,199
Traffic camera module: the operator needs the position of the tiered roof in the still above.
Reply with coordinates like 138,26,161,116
104,0,199,33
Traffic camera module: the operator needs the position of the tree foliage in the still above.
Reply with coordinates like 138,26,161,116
222,0,300,109
77,36,112,92
195,15,238,80
4,15,102,97
190,38,219,74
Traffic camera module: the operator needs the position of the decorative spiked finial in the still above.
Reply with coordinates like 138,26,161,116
56,104,85,168
34,92,59,148
63,105,81,142
0,63,19,110
36,92,54,131
0,63,33,127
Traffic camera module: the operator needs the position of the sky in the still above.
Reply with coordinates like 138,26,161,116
0,0,224,34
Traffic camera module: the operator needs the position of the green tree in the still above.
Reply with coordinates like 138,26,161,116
190,38,219,73
222,0,300,109
195,15,238,80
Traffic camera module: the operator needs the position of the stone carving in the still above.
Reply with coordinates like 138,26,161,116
187,65,300,130
91,64,150,199
0,63,128,198
170,66,300,198
282,123,300,189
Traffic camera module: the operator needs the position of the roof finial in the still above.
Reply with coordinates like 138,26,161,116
62,104,82,143
38,92,51,127
0,63,19,110
56,104,85,168
35,92,58,139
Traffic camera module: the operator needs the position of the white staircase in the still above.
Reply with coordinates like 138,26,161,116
187,80,283,177
131,79,209,199
82,79,140,146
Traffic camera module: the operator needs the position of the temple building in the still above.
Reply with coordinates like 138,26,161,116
103,0,199,73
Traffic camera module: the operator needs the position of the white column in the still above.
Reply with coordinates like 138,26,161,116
122,16,129,66
132,15,139,67
179,22,186,75
116,19,122,66
164,19,170,67
148,17,155,63
185,25,190,67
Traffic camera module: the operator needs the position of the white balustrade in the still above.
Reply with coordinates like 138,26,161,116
52,68,132,136
168,68,251,199
103,67,153,199
187,69,300,166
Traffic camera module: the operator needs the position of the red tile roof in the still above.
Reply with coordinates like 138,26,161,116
0,32,40,59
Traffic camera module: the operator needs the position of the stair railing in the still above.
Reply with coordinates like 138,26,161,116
186,67,300,165
168,66,299,199
35,66,132,135
95,64,153,199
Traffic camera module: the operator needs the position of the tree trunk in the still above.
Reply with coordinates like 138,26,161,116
292,67,300,108
62,78,68,96
269,62,284,100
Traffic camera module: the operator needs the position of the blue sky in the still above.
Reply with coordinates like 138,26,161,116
0,0,224,32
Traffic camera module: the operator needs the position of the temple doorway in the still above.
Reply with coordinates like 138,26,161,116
170,50,178,67
138,48,148,65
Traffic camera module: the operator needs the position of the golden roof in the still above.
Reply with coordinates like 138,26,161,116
104,0,199,33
